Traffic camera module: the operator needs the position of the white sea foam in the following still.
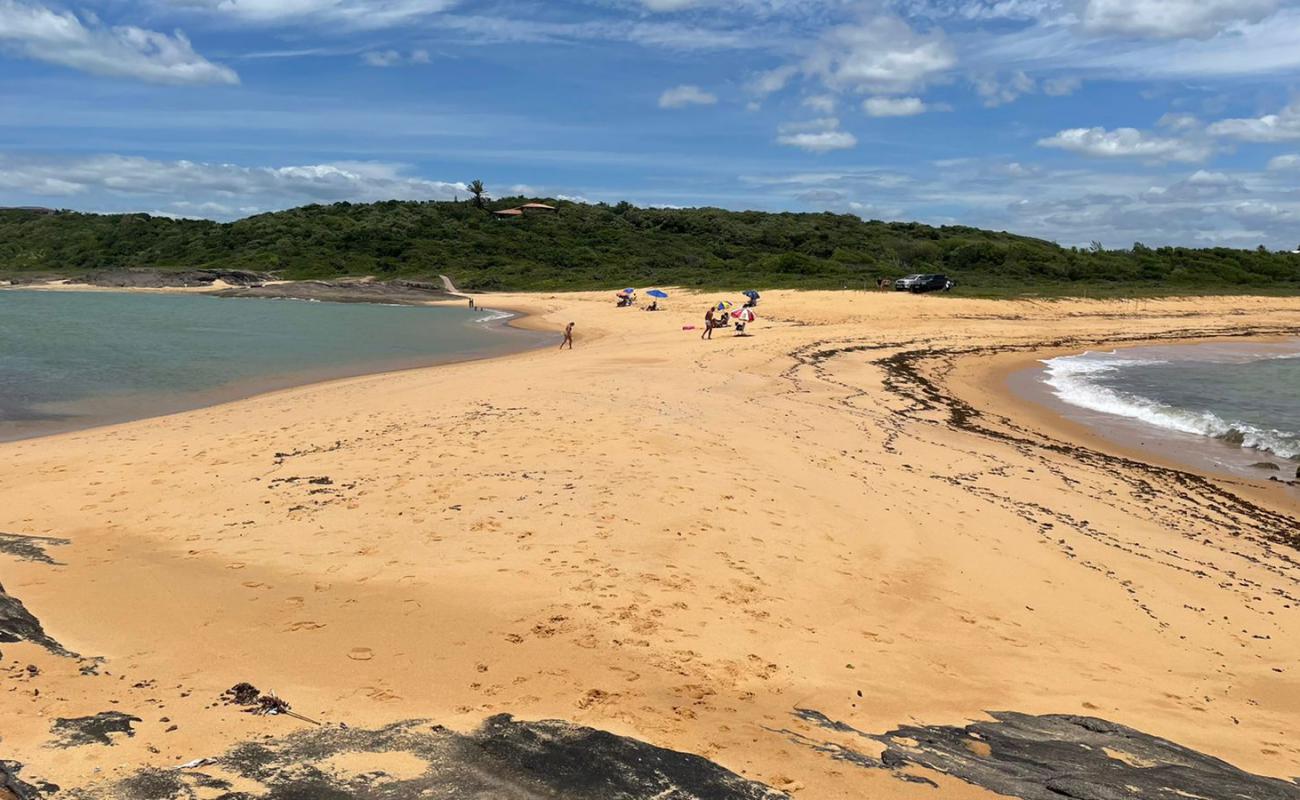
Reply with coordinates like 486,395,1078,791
474,309,513,323
1041,352,1299,459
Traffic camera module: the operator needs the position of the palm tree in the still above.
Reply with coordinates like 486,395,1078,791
468,179,487,209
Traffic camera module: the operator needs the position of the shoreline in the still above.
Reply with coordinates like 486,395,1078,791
3,290,1299,798
948,334,1299,512
0,285,557,444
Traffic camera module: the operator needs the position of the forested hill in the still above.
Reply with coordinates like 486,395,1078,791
2,199,1298,294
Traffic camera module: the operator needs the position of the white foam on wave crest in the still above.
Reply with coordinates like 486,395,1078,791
1041,351,1300,459
474,309,513,323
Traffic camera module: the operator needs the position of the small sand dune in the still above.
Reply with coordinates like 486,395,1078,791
1,290,1298,798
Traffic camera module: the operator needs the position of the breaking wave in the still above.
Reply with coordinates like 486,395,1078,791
1042,351,1300,460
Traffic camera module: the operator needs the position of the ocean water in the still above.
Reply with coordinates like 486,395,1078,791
1039,340,1300,474
0,290,543,440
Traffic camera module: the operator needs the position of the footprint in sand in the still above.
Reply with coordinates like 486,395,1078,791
287,621,326,632
348,647,374,661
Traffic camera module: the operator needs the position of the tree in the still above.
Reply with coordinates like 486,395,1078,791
468,180,487,209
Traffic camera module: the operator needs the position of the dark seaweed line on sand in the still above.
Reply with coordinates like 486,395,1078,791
775,324,1300,628
873,325,1300,547
788,324,1300,547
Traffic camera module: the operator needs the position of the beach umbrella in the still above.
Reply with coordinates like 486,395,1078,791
731,308,756,322
716,300,734,311
647,289,669,299
622,288,636,294
743,290,760,300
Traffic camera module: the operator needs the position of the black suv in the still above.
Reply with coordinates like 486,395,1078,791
894,273,954,293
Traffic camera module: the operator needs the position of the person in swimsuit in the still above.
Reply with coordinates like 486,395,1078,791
560,321,574,349
701,306,715,339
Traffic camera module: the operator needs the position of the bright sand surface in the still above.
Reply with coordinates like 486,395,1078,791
2,290,1299,797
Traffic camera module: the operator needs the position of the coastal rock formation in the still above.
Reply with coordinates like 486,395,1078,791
73,268,270,288
0,533,69,565
0,580,69,656
784,709,1300,800
1,761,56,800
212,278,454,304
66,715,788,800
50,712,142,748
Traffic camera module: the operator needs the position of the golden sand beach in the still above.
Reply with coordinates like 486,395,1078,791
2,290,1298,798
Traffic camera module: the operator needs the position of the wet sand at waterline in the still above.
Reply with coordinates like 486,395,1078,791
2,290,1299,798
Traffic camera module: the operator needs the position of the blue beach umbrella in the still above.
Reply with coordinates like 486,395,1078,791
646,289,669,299
743,290,760,300
622,288,636,294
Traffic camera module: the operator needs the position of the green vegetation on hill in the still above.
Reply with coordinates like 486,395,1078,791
2,199,1298,295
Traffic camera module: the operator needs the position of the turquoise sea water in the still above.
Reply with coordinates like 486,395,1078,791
0,290,543,440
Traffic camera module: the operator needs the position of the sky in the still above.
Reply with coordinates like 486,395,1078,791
1,0,1299,249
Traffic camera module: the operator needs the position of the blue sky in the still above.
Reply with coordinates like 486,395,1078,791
1,0,1299,248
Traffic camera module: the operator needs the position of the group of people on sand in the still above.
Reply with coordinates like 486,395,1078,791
701,301,755,339
562,291,760,350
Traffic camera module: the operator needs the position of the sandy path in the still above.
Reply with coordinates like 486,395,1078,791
1,290,1298,798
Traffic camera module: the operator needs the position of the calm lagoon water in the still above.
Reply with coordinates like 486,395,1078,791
1032,339,1300,477
0,290,546,440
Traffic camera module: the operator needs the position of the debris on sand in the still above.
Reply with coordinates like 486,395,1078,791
221,682,261,706
221,683,318,724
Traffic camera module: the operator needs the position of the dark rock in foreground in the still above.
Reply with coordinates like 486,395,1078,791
51,712,142,748
2,760,57,800
0,533,70,565
67,715,787,800
786,708,1300,800
0,580,72,656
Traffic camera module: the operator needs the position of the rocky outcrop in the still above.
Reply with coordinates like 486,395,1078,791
0,580,71,656
74,269,270,288
782,708,1300,800
67,714,787,799
212,279,454,304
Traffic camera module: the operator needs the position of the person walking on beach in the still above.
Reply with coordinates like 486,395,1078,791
560,321,574,350
701,306,715,340
468,298,475,310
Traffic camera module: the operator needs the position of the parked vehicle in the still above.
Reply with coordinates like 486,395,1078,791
895,273,954,293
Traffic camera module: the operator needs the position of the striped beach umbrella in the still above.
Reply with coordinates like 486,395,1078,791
731,308,756,322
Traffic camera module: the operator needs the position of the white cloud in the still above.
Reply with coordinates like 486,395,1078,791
969,6,1300,80
0,154,466,216
1082,0,1280,39
863,96,927,117
1142,169,1243,202
802,94,836,113
1207,104,1300,142
0,0,237,84
658,84,717,108
1267,154,1300,170
1157,112,1201,132
776,117,857,152
640,0,698,9
175,0,457,29
1042,75,1081,96
803,15,956,95
1038,126,1212,162
974,70,1034,106
361,48,429,66
749,64,796,96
